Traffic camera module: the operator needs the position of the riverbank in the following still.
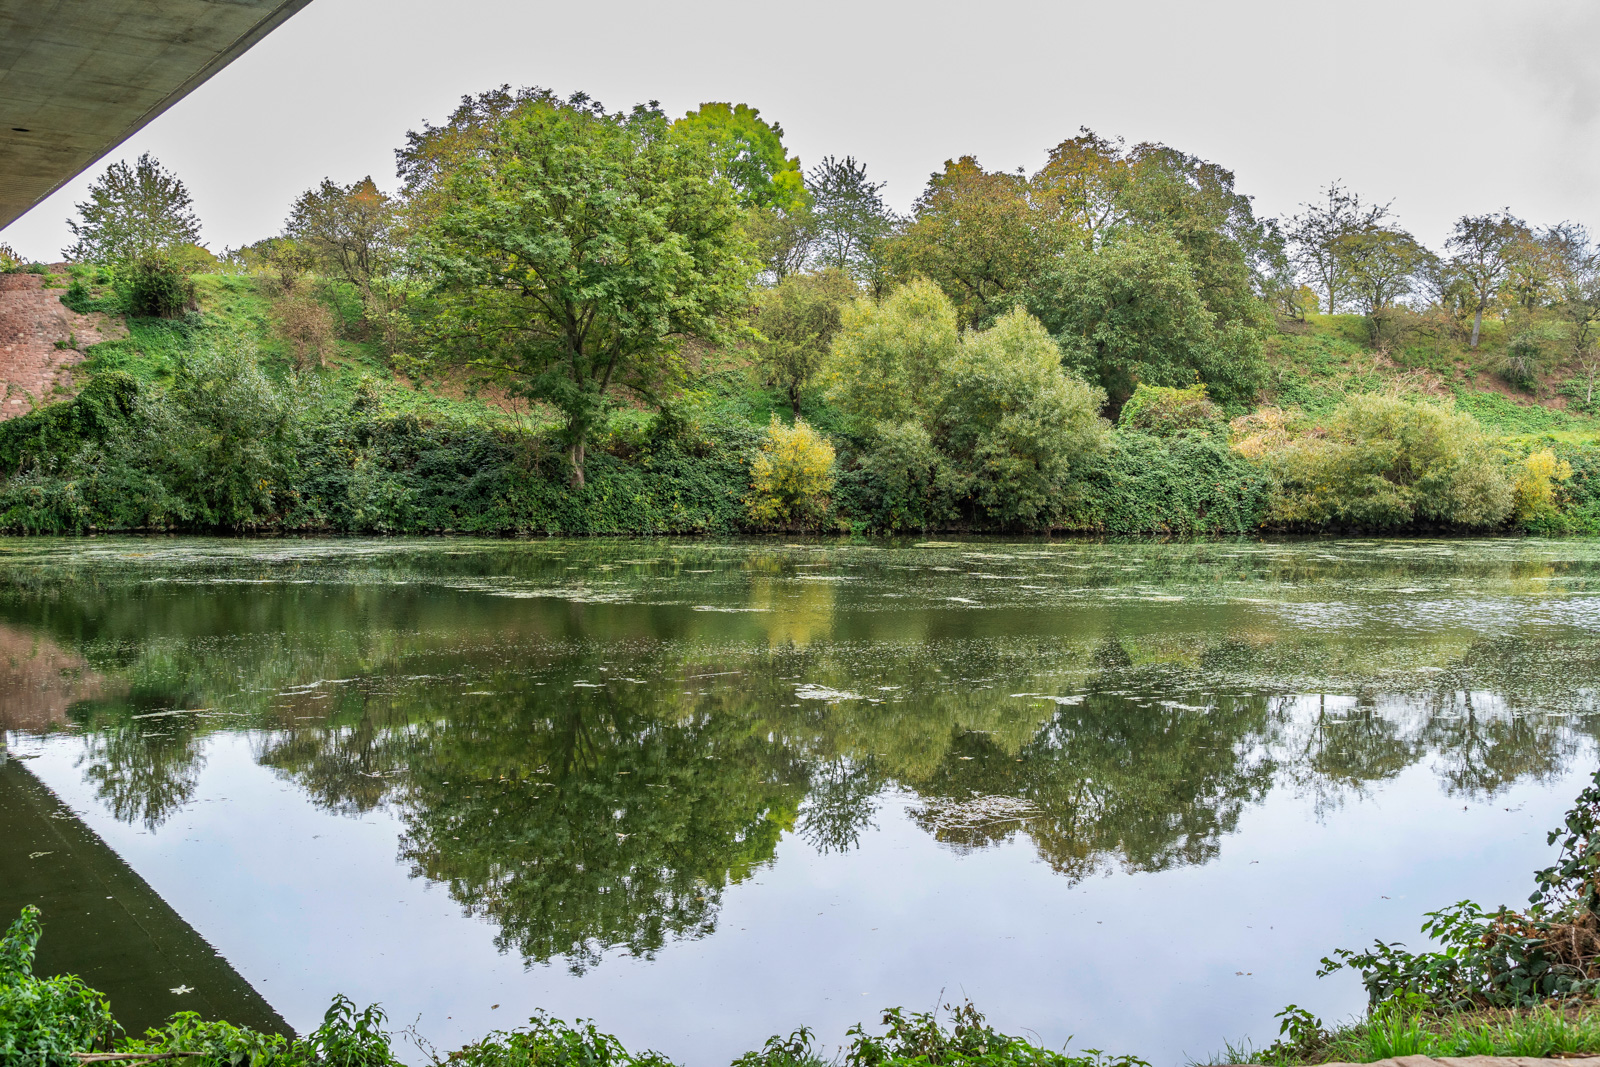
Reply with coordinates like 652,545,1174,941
0,271,1597,538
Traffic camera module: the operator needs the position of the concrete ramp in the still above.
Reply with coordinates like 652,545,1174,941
0,751,291,1037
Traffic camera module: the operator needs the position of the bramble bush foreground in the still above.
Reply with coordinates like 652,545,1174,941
0,904,1145,1067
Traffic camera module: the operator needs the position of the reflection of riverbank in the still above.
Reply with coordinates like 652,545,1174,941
0,622,114,732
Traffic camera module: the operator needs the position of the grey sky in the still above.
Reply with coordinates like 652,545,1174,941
3,0,1596,261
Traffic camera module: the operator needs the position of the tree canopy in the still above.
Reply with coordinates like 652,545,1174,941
410,90,752,486
64,153,203,265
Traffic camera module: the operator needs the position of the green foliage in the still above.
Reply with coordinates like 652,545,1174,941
124,255,198,318
673,102,806,212
887,157,1045,328
303,995,401,1067
65,152,203,265
733,1028,828,1067
846,1001,1147,1067
1065,431,1273,534
753,268,858,414
0,906,120,1065
1028,230,1264,411
1321,767,1600,1015
411,88,751,486
0,371,141,477
807,156,897,286
444,1011,673,1067
1254,394,1513,530
841,418,955,532
1116,383,1223,437
828,286,1106,528
119,1012,299,1067
935,306,1107,526
826,277,959,427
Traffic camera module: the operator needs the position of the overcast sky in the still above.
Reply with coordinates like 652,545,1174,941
4,0,1598,260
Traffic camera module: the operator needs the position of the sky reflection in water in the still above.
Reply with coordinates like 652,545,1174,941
3,536,1600,1065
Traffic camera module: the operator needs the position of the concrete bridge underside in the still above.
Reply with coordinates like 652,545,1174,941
0,0,313,231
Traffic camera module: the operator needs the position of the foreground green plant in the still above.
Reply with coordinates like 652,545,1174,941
846,1001,1147,1067
0,906,119,1065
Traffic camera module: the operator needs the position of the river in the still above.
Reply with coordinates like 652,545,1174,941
2,536,1598,1065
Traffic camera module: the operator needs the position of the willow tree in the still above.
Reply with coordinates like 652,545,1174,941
411,90,751,486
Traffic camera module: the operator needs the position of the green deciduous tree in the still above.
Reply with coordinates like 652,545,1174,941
825,277,959,427
1546,223,1600,402
673,102,806,212
752,268,858,414
65,153,203,265
807,155,898,286
935,307,1108,526
886,157,1046,327
1336,226,1435,343
1027,230,1262,412
410,90,752,486
829,282,1106,527
284,176,400,334
1446,211,1527,349
1286,181,1391,315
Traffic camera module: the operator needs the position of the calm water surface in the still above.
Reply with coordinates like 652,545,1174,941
3,537,1600,1064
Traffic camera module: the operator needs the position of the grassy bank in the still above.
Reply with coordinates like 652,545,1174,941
1208,1003,1600,1066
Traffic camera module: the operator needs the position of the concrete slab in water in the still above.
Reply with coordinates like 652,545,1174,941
0,748,290,1037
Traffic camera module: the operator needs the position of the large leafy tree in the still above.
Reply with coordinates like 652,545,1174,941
65,153,202,264
672,102,806,212
807,155,898,286
1027,230,1261,411
886,156,1046,328
1545,223,1600,403
752,268,858,415
1337,226,1435,328
411,90,753,486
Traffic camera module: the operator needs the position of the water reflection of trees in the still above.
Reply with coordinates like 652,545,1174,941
77,720,207,831
6,540,1600,971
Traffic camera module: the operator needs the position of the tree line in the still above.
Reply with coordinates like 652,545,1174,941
6,84,1599,534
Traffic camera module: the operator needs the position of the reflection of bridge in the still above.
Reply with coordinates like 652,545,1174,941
1,0,313,229
0,755,290,1035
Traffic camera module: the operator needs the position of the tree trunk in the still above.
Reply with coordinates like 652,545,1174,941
568,439,586,488
789,383,801,417
1327,281,1335,317
1470,305,1484,349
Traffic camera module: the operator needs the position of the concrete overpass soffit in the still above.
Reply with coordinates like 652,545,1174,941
0,0,315,233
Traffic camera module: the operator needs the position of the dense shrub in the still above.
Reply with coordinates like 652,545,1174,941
828,284,1106,529
123,255,197,318
845,1001,1146,1067
1065,431,1273,534
0,906,119,1063
1249,394,1513,530
1116,382,1224,437
746,417,836,528
934,306,1107,526
1512,449,1574,527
